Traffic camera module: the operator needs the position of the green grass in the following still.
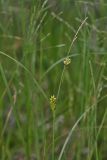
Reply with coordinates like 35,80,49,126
0,0,107,159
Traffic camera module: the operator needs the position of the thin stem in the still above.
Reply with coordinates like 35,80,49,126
52,111,55,160
57,67,65,100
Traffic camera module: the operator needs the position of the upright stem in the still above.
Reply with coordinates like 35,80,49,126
52,111,55,160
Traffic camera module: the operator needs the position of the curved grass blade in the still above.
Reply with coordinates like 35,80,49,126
0,50,48,100
58,104,95,160
42,54,79,79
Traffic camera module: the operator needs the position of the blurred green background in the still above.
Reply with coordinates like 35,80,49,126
0,0,107,159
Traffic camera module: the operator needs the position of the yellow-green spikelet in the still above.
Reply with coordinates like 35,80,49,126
64,57,71,66
50,95,56,112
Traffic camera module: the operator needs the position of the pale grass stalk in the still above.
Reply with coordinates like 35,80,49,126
57,17,88,159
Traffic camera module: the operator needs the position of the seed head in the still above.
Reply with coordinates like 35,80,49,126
50,95,56,111
64,57,71,66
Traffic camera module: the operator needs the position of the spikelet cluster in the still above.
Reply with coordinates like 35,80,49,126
64,57,71,66
50,95,56,112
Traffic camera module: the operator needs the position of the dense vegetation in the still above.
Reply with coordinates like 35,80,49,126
0,0,107,159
